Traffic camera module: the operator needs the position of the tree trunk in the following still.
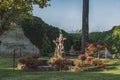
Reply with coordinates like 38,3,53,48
81,0,89,53
0,11,3,35
0,10,6,35
105,47,107,59
98,50,100,59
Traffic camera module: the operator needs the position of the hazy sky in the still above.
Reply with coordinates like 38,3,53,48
33,0,120,32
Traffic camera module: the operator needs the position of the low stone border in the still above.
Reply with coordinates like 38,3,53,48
69,65,100,71
17,64,100,71
85,66,99,70
38,66,58,71
17,64,58,71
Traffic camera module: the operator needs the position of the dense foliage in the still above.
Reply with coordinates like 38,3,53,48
0,0,50,35
20,15,120,56
18,54,41,70
89,26,120,54
70,33,82,51
72,26,120,55
22,17,73,56
112,26,120,54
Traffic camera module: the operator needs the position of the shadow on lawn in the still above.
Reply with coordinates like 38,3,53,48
107,63,120,66
0,68,120,80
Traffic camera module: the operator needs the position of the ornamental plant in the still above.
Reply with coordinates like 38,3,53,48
85,43,97,55
72,55,106,71
99,60,106,68
72,59,88,71
86,56,94,65
17,54,41,70
67,60,74,66
73,59,80,66
73,59,89,67
54,59,68,70
48,57,58,66
31,54,39,59
25,58,41,70
91,58,106,68
92,58,101,66
18,57,26,64
78,54,87,61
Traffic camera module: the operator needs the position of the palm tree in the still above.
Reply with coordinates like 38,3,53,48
81,0,89,53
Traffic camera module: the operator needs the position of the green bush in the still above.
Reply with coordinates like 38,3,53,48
92,58,101,66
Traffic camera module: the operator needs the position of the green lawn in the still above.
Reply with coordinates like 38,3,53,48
0,57,120,80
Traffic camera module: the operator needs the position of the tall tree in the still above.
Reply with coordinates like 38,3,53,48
0,0,50,35
81,0,89,53
112,26,120,54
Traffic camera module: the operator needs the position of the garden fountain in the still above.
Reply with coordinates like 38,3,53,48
53,30,66,59
48,30,66,65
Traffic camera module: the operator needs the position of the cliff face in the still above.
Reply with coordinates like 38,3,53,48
0,28,39,57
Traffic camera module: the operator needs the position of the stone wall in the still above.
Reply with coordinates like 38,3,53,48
0,28,40,57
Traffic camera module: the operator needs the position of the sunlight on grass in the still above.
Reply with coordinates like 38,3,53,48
0,58,120,80
0,67,18,70
97,59,120,74
98,69,120,74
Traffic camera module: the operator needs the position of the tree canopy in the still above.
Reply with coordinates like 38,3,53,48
22,16,73,56
0,0,50,35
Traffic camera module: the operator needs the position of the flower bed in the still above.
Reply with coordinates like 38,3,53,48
17,54,106,71
17,54,41,70
70,54,106,71
48,57,74,70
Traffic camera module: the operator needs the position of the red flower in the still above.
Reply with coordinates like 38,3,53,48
31,54,39,59
28,64,33,68
34,61,41,66
87,57,94,62
24,56,32,62
78,54,87,61
18,55,41,70
99,61,106,68
54,59,68,70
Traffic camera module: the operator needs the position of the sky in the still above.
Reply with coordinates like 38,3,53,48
33,0,120,32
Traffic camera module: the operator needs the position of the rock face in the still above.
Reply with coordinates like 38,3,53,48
0,28,39,57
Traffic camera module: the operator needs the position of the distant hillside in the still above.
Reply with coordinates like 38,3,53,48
21,18,120,55
22,16,73,56
70,25,120,54
1,15,119,56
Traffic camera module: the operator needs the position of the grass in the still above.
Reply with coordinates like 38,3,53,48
0,57,120,80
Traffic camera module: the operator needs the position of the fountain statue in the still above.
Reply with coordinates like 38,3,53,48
53,30,66,59
48,30,66,65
